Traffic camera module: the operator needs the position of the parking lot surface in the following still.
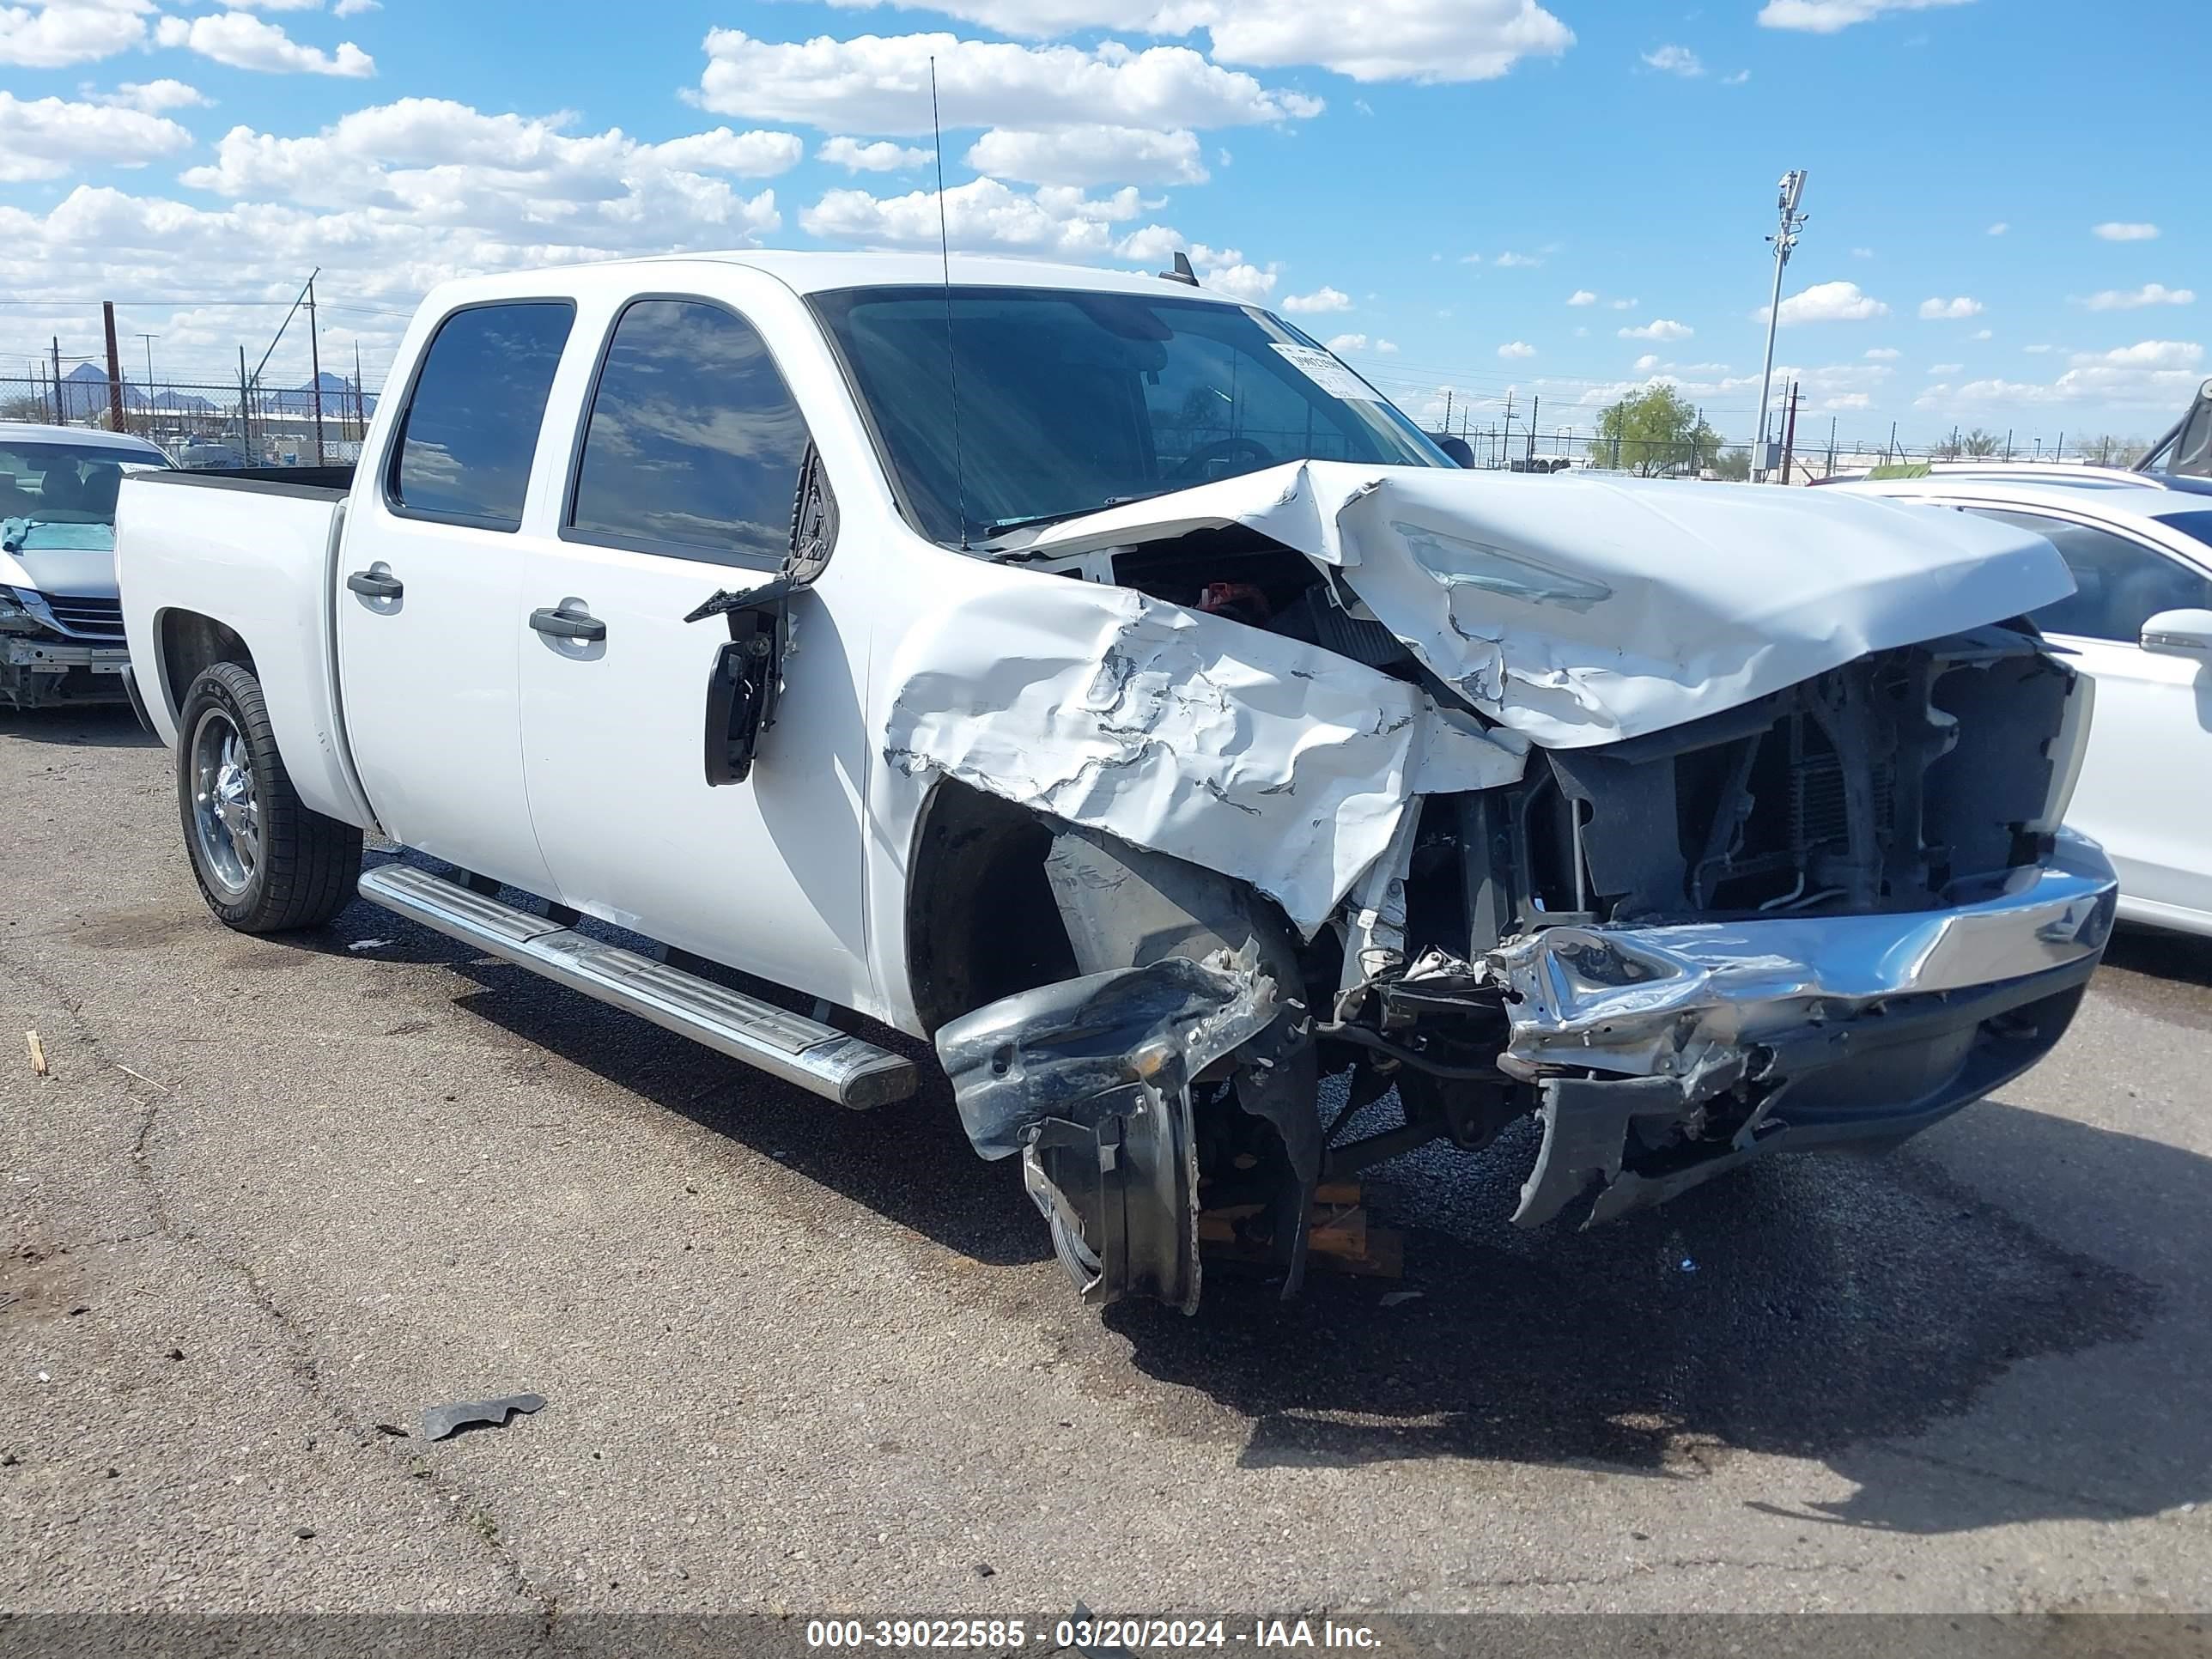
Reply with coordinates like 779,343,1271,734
3,706,2209,1618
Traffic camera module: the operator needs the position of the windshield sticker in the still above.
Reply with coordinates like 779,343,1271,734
1272,344,1378,402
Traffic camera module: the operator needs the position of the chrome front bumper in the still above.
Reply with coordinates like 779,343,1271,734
1486,831,2118,1227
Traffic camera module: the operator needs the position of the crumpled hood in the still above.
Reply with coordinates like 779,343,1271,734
1000,462,2075,748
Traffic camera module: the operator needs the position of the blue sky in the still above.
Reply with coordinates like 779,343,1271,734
1,0,2201,451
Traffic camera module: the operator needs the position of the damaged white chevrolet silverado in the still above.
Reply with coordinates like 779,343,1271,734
117,253,2119,1312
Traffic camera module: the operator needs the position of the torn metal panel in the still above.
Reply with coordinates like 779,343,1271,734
996,461,2077,748
1491,832,2118,1227
934,951,1280,1312
883,577,1523,933
1484,830,2118,1084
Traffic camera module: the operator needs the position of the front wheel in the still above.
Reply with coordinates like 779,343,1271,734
177,660,362,933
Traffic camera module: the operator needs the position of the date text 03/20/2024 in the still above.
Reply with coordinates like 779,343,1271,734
803,1620,1382,1650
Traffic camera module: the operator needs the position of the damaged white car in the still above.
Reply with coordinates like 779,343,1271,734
115,254,2118,1312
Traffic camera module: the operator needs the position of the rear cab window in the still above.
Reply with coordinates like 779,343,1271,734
387,301,575,530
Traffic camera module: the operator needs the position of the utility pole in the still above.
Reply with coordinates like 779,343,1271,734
239,346,253,465
1752,169,1809,483
1779,380,1800,484
102,302,126,434
1528,393,1539,460
51,337,65,424
354,340,367,439
306,275,326,466
1500,390,1514,469
136,333,159,415
1443,389,1453,432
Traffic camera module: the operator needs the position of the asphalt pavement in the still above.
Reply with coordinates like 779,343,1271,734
3,704,2210,1626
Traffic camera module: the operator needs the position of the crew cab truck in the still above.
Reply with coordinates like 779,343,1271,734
118,252,2119,1312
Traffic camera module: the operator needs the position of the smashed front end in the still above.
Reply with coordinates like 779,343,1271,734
0,520,132,711
904,465,2116,1310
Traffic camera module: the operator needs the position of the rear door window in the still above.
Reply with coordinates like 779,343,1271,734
565,298,813,567
388,301,574,530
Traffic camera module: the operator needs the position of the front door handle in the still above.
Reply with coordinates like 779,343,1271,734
530,605,606,642
346,568,404,600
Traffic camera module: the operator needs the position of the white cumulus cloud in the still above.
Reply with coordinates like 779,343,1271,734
1620,319,1692,341
819,137,933,172
966,125,1206,185
0,88,191,182
0,1,150,69
1640,44,1703,76
1763,280,1888,325
1565,289,1596,306
1918,295,1984,319
2079,283,2194,311
1864,346,1900,360
1757,0,1972,33
808,0,1576,85
1282,285,1351,314
800,174,1174,264
1498,340,1535,358
98,78,210,112
154,11,374,76
2093,222,2158,241
696,32,1321,135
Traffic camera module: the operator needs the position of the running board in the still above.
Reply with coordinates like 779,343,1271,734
357,864,917,1109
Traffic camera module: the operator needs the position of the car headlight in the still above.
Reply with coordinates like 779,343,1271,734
2028,661,2094,835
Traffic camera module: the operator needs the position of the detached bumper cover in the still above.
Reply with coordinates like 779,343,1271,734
1490,831,2118,1227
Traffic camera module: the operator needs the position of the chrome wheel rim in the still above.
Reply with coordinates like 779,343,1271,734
189,707,258,899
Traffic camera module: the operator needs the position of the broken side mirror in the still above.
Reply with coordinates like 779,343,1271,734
684,446,838,787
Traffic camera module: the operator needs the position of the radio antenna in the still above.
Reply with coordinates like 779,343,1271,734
929,57,971,550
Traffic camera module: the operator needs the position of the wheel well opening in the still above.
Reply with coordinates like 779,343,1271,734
159,611,256,719
904,779,1079,1036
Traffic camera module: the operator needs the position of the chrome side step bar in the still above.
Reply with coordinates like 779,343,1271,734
357,864,917,1109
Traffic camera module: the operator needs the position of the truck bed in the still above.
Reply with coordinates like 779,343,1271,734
116,465,376,832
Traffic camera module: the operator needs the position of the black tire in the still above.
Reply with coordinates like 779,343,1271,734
176,660,362,933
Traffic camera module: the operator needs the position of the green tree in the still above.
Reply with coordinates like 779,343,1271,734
1710,446,1752,482
1589,386,1723,477
1960,428,2002,457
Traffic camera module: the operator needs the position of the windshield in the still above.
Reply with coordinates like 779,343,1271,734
812,285,1450,544
0,440,169,527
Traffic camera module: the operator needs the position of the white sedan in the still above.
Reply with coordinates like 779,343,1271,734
1839,474,2212,937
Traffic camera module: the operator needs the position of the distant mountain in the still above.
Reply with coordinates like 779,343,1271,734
44,362,372,422
260,372,375,417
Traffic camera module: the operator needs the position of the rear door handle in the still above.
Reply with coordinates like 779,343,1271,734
530,605,606,642
346,568,404,600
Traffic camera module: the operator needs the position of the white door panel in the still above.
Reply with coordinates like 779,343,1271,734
2058,633,2212,919
336,516,554,891
517,542,872,1006
337,296,577,895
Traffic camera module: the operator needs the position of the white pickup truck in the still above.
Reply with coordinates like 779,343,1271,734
118,252,2120,1312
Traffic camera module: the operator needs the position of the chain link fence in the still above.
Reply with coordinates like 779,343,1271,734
2,375,378,468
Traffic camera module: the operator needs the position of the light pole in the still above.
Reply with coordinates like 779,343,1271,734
1752,169,1808,483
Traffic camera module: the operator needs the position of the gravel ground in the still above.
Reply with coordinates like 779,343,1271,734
3,704,2209,1627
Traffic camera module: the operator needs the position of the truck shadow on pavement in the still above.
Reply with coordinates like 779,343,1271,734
0,705,157,748
371,890,2205,1542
